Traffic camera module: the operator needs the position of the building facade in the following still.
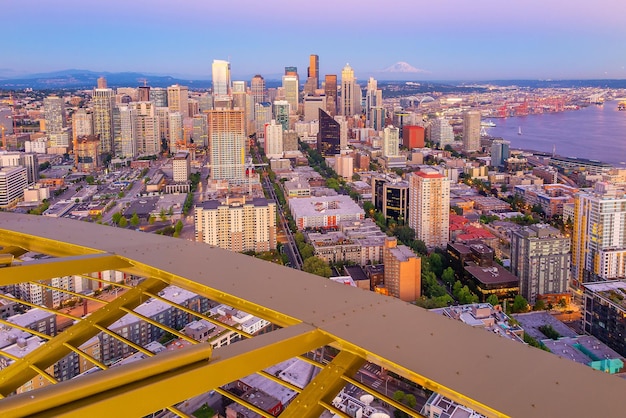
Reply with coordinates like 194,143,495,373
462,111,481,153
408,169,451,248
383,237,421,302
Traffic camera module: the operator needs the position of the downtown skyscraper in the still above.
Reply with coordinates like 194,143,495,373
208,109,246,183
92,87,115,156
341,64,360,117
462,110,481,153
212,59,232,106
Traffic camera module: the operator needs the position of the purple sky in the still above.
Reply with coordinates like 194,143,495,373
3,0,626,80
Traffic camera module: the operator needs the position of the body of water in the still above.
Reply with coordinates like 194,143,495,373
484,100,626,167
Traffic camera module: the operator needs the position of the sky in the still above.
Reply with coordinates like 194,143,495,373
3,0,626,81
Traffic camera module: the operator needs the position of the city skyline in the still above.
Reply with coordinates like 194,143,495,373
3,0,626,81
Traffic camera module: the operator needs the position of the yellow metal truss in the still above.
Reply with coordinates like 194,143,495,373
0,213,625,418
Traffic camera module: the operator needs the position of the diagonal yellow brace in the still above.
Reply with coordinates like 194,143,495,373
280,350,366,418
0,277,168,396
0,253,132,286
0,323,333,418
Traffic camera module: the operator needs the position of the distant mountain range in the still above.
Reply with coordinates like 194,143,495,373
1,69,625,91
0,69,214,90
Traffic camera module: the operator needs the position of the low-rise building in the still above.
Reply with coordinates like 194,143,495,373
289,195,364,230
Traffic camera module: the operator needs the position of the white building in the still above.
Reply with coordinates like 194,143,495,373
383,125,400,157
0,166,28,208
264,120,284,159
408,168,451,248
289,195,364,230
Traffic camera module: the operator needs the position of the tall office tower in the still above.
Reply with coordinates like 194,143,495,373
188,99,200,117
324,75,338,116
208,109,246,182
408,168,451,248
195,196,277,252
491,139,510,168
198,93,213,113
232,81,247,111
43,96,65,134
149,88,168,107
212,59,232,104
303,95,327,123
172,150,191,182
371,175,409,221
430,117,454,147
462,110,481,153
341,64,360,117
282,75,299,114
572,182,626,287
317,109,340,156
370,107,385,132
167,85,189,119
192,114,208,148
383,237,421,302
254,102,272,138
383,126,400,157
92,88,115,156
272,100,290,131
250,75,266,104
264,120,283,159
138,86,150,102
365,77,382,127
510,224,571,304
168,112,184,153
334,116,348,151
284,66,298,77
116,105,137,158
0,166,28,209
74,135,101,172
72,109,92,143
131,102,161,156
97,76,107,89
304,54,319,95
402,125,425,149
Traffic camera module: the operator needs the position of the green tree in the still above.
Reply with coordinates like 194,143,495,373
428,253,443,277
486,294,500,306
352,173,361,181
119,217,128,228
512,294,529,313
392,390,406,403
441,267,456,286
411,239,428,255
299,244,315,260
405,394,417,409
130,212,140,227
174,220,183,237
159,208,167,221
302,257,332,278
112,212,122,225
396,226,415,244
148,215,156,225
533,299,546,311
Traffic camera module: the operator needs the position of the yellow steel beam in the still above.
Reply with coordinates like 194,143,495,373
0,277,168,396
0,323,332,418
0,245,27,257
280,350,365,418
0,253,132,286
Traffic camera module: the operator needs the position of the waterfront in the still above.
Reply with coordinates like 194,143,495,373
486,101,626,167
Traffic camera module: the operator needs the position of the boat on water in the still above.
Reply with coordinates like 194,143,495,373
481,120,497,127
518,126,522,135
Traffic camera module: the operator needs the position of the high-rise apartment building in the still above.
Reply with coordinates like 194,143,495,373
317,109,341,157
370,107,385,132
130,102,160,156
192,114,208,148
282,75,299,114
166,85,189,119
0,166,28,208
212,60,232,104
491,139,510,168
383,237,421,302
43,96,65,134
168,112,183,153
341,64,360,117
264,120,283,159
74,135,101,172
408,168,450,248
324,75,338,116
510,224,571,304
208,109,246,183
195,196,277,253
372,174,410,221
92,88,115,156
272,100,290,131
72,109,93,143
572,182,626,287
383,126,400,157
0,152,38,184
462,111,481,153
232,81,247,111
254,102,272,138
430,118,454,147
251,75,266,104
172,150,190,183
